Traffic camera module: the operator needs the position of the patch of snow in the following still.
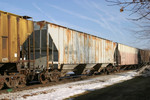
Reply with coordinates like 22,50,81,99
66,71,75,75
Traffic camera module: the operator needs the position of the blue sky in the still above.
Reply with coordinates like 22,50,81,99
0,0,147,49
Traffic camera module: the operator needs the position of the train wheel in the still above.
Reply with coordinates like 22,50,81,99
17,77,26,88
5,77,19,88
39,73,48,84
0,81,4,89
50,70,61,82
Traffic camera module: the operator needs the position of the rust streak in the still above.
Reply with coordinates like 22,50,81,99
53,24,58,28
36,21,45,29
67,29,71,42
105,40,111,51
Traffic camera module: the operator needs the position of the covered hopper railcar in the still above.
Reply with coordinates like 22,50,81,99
34,21,117,77
116,43,139,69
0,10,35,89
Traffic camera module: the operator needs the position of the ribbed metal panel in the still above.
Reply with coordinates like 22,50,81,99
118,43,138,65
0,11,33,63
139,50,150,63
47,23,116,65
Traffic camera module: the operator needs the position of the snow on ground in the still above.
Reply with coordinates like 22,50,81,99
0,71,138,100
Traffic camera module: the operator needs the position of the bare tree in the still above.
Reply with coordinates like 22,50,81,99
106,0,150,21
106,0,150,49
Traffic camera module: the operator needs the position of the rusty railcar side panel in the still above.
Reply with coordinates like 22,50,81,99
8,15,18,62
84,34,89,63
76,32,80,63
95,37,99,63
58,27,64,64
96,38,116,64
140,50,150,63
2,37,8,62
107,40,114,63
106,40,110,62
72,31,77,63
19,18,28,45
88,35,92,63
98,38,102,63
102,39,105,63
64,28,70,63
0,12,9,62
68,29,73,63
1,13,8,37
139,50,145,63
144,50,150,63
19,19,33,45
92,37,95,63
27,20,33,34
118,43,138,65
80,33,84,63
77,32,81,63
63,28,68,63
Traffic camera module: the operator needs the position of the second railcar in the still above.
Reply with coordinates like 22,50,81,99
34,21,117,75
